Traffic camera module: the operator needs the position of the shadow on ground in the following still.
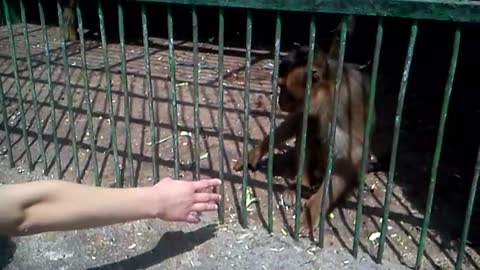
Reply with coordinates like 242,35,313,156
0,235,16,269
88,224,217,270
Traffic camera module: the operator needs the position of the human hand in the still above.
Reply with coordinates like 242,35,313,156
149,177,222,223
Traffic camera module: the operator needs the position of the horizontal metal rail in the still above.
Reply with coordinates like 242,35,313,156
127,0,480,23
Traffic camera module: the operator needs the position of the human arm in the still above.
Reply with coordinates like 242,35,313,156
0,177,221,236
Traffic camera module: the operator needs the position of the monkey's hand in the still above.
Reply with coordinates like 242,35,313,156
233,146,263,172
298,193,321,239
283,189,296,207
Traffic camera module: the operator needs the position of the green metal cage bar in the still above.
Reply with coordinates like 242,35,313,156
76,1,100,186
377,20,418,263
415,24,461,270
240,9,252,227
167,5,180,179
56,0,80,180
118,0,135,186
354,15,386,257
455,145,480,270
318,15,348,247
3,0,33,172
192,5,200,180
0,0,20,25
98,0,122,187
266,11,281,234
19,0,48,175
128,0,480,23
141,4,159,183
38,0,62,179
0,75,13,168
217,7,225,224
352,17,384,257
294,15,316,239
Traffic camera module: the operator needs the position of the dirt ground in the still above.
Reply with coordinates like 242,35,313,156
0,24,479,269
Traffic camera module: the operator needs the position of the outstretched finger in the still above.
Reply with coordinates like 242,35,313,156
192,178,221,191
194,193,221,203
191,202,218,212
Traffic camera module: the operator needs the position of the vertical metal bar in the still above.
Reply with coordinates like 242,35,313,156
0,75,14,168
318,15,348,246
118,0,135,186
455,144,480,270
141,4,159,183
76,1,100,186
294,15,316,239
266,11,281,234
192,5,200,180
217,7,225,224
415,25,461,270
56,0,80,180
167,5,179,179
98,0,122,187
20,0,48,175
352,17,384,257
39,0,62,178
240,9,252,227
3,0,33,172
377,20,418,263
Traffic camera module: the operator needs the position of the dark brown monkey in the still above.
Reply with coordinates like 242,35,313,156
62,0,77,42
233,45,375,236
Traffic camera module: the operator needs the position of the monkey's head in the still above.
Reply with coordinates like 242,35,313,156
277,46,329,113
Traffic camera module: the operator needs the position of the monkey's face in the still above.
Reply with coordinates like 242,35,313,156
278,67,306,113
278,66,321,113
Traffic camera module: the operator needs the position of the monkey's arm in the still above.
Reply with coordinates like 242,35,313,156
234,113,301,171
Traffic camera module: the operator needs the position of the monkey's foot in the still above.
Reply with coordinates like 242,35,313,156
298,212,314,238
298,227,311,238
297,205,321,239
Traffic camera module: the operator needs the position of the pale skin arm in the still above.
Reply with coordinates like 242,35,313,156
0,177,221,236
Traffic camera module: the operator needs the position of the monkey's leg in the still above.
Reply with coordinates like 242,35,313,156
283,144,316,207
284,126,330,208
233,113,301,171
299,161,357,237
